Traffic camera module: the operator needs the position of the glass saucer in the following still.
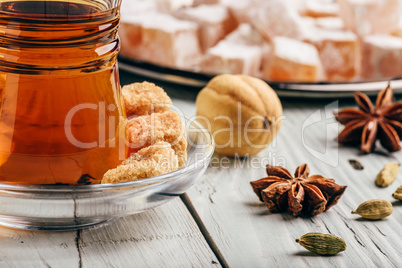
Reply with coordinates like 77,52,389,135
0,119,214,231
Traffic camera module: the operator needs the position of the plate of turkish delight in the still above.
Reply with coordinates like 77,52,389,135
118,0,402,98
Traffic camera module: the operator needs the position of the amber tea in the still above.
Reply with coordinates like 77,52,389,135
0,0,127,184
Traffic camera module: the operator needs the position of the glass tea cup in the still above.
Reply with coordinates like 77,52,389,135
0,0,127,185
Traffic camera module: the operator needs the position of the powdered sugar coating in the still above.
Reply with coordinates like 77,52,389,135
315,17,345,31
155,0,193,13
338,0,401,35
201,40,262,76
175,4,237,51
120,0,157,19
262,36,321,82
246,0,308,41
306,28,359,81
224,23,266,47
180,4,230,24
303,0,340,18
364,34,402,49
123,12,198,34
274,37,320,66
362,35,402,79
119,12,202,69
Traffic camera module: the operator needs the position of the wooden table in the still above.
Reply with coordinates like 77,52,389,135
1,71,401,267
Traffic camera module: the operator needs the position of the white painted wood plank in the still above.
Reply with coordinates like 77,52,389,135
78,198,220,268
0,199,220,267
182,98,402,267
0,227,79,268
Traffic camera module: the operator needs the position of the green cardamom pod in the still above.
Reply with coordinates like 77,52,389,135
392,186,402,200
296,233,346,256
376,162,400,187
352,199,393,220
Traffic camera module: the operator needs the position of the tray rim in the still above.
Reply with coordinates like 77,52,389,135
118,56,402,99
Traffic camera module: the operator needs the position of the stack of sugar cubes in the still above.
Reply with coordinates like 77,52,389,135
119,0,402,83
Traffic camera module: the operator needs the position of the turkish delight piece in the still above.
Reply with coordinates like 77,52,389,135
338,0,401,35
122,82,172,117
302,0,340,18
101,142,179,184
127,112,187,166
307,29,359,81
315,17,345,31
175,4,237,51
155,0,193,13
200,40,262,76
200,23,272,76
392,18,402,37
246,0,308,41
300,17,317,29
220,0,252,23
361,35,402,80
200,23,270,76
120,13,202,69
262,37,321,83
193,0,219,6
120,0,157,18
224,23,266,47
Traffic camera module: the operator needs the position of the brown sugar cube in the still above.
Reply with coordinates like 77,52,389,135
361,35,402,80
302,0,340,18
200,40,262,77
127,111,187,167
101,142,179,184
122,82,172,117
119,12,202,69
307,29,360,81
338,0,401,36
246,0,309,41
171,137,188,168
175,4,237,51
262,37,322,83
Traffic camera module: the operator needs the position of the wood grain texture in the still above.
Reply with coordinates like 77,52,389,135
78,199,220,268
182,98,402,267
0,199,220,267
0,227,79,268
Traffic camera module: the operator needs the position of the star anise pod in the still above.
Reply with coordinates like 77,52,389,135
250,164,347,217
334,84,402,153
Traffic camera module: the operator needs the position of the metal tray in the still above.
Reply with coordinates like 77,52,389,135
118,56,402,98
